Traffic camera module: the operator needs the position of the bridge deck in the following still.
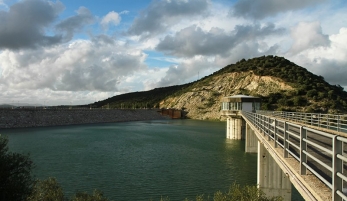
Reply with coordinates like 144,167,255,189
242,111,347,201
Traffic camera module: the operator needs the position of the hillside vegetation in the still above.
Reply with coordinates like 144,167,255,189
92,55,347,120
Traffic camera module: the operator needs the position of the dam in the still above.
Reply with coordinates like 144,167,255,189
0,108,169,128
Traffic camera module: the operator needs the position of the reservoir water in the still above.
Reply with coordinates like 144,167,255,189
3,119,303,200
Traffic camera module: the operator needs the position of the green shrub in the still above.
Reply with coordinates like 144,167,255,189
71,190,108,201
184,183,283,201
0,135,34,201
306,89,318,98
27,177,109,201
27,178,64,201
292,96,307,106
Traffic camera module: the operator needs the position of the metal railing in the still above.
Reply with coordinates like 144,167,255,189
256,110,347,134
242,111,347,201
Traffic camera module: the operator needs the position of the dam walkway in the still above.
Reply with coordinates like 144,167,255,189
240,110,347,200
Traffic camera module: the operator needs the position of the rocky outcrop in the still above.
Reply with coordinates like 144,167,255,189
159,71,294,120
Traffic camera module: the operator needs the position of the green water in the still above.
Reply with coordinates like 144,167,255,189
3,119,303,200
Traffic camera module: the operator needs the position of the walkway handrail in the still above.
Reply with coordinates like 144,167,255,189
242,111,347,201
256,110,347,133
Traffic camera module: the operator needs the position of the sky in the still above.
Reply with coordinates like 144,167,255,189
0,0,346,106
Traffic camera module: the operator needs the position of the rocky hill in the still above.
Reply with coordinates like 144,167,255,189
159,71,295,120
92,55,347,120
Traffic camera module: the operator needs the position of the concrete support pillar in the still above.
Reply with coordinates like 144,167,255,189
226,117,245,139
226,117,230,138
258,141,291,201
245,123,258,153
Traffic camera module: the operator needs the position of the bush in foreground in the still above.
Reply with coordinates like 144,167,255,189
27,178,65,201
27,177,109,201
180,183,282,201
29,180,281,201
0,135,35,201
155,183,282,201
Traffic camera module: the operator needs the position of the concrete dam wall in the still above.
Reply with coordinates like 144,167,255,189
0,108,170,129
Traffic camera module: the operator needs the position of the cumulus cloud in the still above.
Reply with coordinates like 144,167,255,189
1,0,346,106
215,41,280,66
56,6,95,41
0,87,119,106
289,27,347,87
156,23,284,57
146,56,219,89
127,0,210,38
101,11,121,30
289,21,330,54
314,59,347,87
0,37,147,92
231,0,327,19
0,0,64,49
90,34,116,45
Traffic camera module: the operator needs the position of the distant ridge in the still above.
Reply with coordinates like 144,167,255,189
90,55,347,120
0,103,43,108
0,104,14,108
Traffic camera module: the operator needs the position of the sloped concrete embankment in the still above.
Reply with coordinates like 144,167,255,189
0,109,169,129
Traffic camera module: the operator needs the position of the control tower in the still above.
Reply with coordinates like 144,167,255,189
220,95,261,139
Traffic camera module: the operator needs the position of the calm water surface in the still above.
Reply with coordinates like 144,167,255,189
3,119,303,201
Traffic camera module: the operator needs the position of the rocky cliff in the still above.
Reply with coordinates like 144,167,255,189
159,71,294,120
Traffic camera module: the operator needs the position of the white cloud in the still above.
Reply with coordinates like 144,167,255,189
146,56,220,89
1,0,347,105
101,11,121,30
156,23,284,57
0,87,119,106
127,0,210,39
288,27,347,88
289,21,329,54
231,0,327,19
120,67,168,92
120,10,129,15
0,36,148,105
55,6,95,41
0,0,64,49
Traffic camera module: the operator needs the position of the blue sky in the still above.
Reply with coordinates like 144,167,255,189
0,0,346,105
